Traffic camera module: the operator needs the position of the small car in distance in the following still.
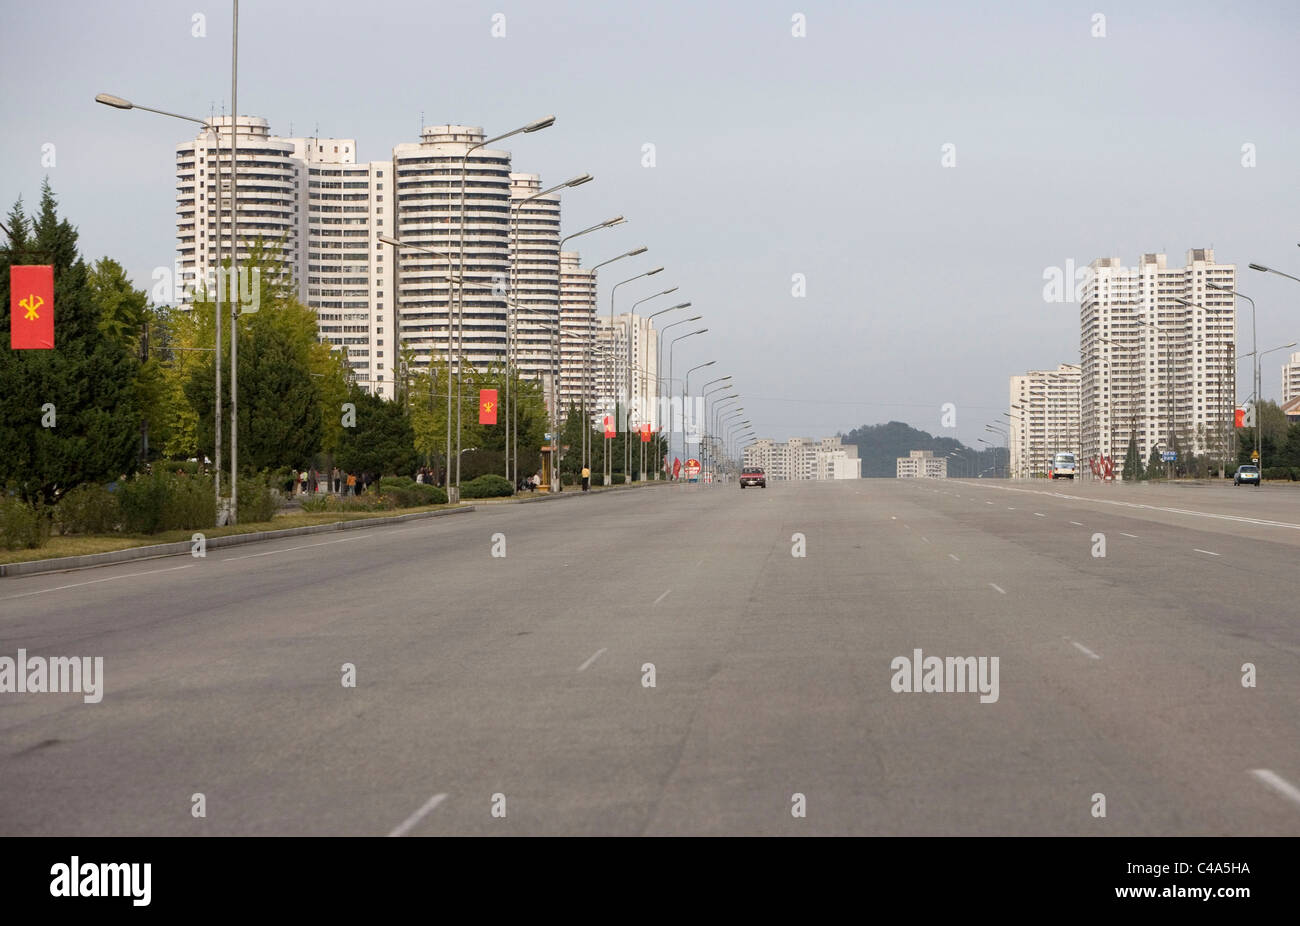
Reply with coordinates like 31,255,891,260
740,466,766,488
1234,464,1260,486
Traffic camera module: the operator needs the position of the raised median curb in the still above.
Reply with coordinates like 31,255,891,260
483,480,675,504
0,505,475,579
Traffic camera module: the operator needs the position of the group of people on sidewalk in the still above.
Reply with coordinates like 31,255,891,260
291,467,367,497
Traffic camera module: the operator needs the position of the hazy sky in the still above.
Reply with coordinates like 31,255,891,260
3,0,1298,444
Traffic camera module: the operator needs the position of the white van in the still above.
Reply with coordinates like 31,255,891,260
1050,452,1076,480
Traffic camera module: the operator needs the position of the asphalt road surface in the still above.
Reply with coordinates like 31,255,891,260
2,478,1298,835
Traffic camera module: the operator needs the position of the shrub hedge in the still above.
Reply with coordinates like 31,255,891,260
0,494,49,550
56,483,120,534
460,474,514,498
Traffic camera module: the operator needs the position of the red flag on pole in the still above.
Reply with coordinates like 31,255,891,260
9,265,55,349
479,389,498,425
673,457,681,479
603,415,616,439
640,423,651,443
1234,408,1245,428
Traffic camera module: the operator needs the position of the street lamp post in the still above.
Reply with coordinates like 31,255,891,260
505,173,591,484
656,316,702,468
454,116,555,499
666,328,707,471
683,360,716,467
699,378,732,469
95,91,230,522
644,302,691,476
1215,279,1263,470
584,248,648,478
626,288,678,480
604,267,664,484
719,409,743,468
714,401,741,455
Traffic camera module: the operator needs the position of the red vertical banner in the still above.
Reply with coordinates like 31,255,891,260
479,389,498,425
640,423,651,443
673,457,682,479
1234,408,1245,428
603,416,616,439
9,265,55,349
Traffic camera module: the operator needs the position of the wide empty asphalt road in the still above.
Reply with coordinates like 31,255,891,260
2,478,1299,835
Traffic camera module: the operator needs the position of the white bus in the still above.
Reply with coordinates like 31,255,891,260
1049,452,1076,480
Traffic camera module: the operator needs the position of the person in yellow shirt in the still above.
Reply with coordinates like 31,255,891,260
581,465,591,493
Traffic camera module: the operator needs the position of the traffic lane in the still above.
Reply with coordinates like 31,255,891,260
0,483,737,834
864,484,1300,834
939,478,1300,551
893,479,1300,654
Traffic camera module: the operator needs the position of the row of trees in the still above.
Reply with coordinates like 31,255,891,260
1,181,644,508
1118,402,1300,481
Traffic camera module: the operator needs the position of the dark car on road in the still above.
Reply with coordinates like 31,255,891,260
740,466,766,488
1234,464,1261,486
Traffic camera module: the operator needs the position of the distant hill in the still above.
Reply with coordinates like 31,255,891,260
840,421,1005,477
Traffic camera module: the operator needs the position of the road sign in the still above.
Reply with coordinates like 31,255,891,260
1251,450,1259,461
684,458,701,479
1161,451,1176,462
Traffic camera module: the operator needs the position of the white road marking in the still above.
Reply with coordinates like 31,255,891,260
578,648,608,672
223,536,359,561
388,793,448,837
1250,770,1300,809
1034,512,1046,518
1,564,195,601
1068,639,1101,660
977,482,1300,532
948,554,961,562
920,536,930,543
904,524,911,529
1069,521,1084,526
989,582,1006,594
985,501,994,505
1007,507,1016,510
1120,532,1139,539
653,588,672,605
1193,549,1221,556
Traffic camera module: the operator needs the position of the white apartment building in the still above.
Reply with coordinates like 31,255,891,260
896,450,947,479
592,312,660,432
177,119,594,408
392,126,512,378
558,251,597,417
177,121,398,396
744,437,859,480
1009,363,1080,478
1283,352,1300,403
175,116,302,303
1080,250,1236,472
290,138,393,396
508,174,562,415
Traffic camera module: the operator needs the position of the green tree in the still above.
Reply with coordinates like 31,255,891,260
1145,447,1164,479
1280,422,1300,468
0,182,142,502
181,243,350,474
1121,429,1143,482
335,387,417,477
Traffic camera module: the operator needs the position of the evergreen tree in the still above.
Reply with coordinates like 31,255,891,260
335,387,417,477
1145,447,1164,479
0,182,141,502
1121,429,1143,482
